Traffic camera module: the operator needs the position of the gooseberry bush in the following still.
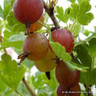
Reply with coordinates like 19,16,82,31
0,0,96,96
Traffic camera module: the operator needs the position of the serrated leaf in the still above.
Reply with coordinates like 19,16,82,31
77,1,94,25
75,44,92,68
69,1,93,25
69,3,79,19
56,6,69,23
0,54,26,90
77,12,93,25
80,68,96,85
49,42,72,62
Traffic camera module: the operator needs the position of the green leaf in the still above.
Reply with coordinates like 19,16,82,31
77,0,90,5
77,12,93,25
0,20,3,32
4,29,12,39
83,30,92,36
71,23,81,36
2,32,25,51
80,68,96,85
1,87,14,96
49,41,72,62
69,3,79,19
94,26,96,32
0,40,23,49
0,80,6,94
3,3,12,19
32,70,58,96
0,6,3,18
69,1,94,25
9,32,26,42
56,6,69,23
75,44,92,68
0,54,26,90
87,38,96,57
77,1,94,25
7,11,18,26
68,0,76,3
4,0,11,7
22,59,34,69
66,61,89,72
7,11,25,33
12,23,25,34
11,0,15,6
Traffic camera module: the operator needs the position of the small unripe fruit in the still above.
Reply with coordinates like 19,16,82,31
57,84,81,96
51,29,74,53
55,61,80,88
29,15,44,32
34,49,56,72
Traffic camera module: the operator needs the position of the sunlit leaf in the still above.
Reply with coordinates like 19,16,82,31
0,54,26,90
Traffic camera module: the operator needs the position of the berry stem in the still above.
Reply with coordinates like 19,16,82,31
37,21,50,29
25,22,31,35
69,19,77,32
22,78,37,96
43,0,60,29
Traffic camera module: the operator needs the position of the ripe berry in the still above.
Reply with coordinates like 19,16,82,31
55,61,80,88
51,29,74,53
57,84,81,96
29,15,44,32
13,0,43,35
34,49,56,72
18,33,48,62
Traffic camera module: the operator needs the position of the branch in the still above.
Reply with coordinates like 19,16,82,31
43,0,60,29
84,84,93,96
87,85,93,96
22,78,37,96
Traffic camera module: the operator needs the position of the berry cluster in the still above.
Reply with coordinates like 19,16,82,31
13,0,80,96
